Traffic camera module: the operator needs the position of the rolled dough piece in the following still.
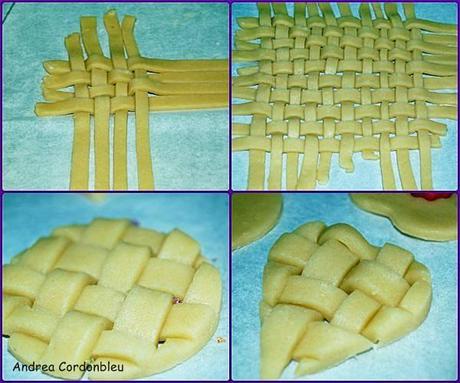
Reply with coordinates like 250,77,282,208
232,193,282,250
350,193,457,241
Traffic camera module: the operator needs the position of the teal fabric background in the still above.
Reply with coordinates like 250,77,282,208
232,193,458,380
2,193,229,380
232,3,458,190
3,2,229,190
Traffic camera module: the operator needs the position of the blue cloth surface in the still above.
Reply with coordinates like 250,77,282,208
232,193,458,380
232,3,458,190
3,2,229,190
2,193,229,380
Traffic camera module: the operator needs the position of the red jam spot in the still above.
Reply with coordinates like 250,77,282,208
172,296,183,304
411,192,453,201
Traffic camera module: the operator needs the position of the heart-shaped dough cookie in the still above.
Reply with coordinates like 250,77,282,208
351,193,457,241
3,218,221,380
260,221,431,379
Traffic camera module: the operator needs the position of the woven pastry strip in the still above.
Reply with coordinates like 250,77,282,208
232,3,457,190
3,218,222,380
261,221,431,379
36,10,228,191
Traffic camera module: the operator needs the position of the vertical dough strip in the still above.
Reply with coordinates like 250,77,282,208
122,16,155,190
403,3,432,190
285,3,305,189
384,3,417,190
81,17,111,190
268,3,289,190
65,33,91,190
250,3,271,190
308,4,332,186
372,4,397,190
104,11,129,190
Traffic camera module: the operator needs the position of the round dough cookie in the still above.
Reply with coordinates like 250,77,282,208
351,193,457,241
232,193,283,250
3,218,221,380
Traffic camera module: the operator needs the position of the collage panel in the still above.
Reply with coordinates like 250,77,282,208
231,192,458,380
2,193,229,380
231,2,458,191
3,2,229,191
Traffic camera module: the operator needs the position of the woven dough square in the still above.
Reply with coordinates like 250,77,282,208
232,2,457,190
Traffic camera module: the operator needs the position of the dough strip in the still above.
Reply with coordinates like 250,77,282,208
64,33,90,190
81,17,111,190
122,15,154,190
104,11,129,190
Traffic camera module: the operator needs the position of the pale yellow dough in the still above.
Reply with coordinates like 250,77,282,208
2,218,221,380
351,193,457,241
260,221,431,379
232,193,282,250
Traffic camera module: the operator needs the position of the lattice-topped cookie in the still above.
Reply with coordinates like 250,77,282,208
232,3,457,190
3,218,222,380
260,221,431,378
35,10,228,191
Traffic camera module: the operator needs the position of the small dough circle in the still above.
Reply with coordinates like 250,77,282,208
232,193,283,250
350,193,457,241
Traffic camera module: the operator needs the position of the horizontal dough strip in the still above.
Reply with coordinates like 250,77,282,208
235,28,456,52
232,134,441,154
127,78,228,96
233,101,457,122
43,71,227,89
43,57,228,74
233,69,458,90
232,119,447,137
234,47,455,67
233,86,457,107
233,53,457,76
151,71,228,83
237,14,456,35
234,39,457,65
235,41,457,64
127,56,228,73
35,94,228,116
42,78,227,97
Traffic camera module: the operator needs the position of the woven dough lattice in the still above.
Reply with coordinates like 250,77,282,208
35,10,228,191
261,221,432,379
232,3,458,190
3,218,221,380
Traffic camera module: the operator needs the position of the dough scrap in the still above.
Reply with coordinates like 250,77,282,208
351,193,457,241
232,193,282,250
35,10,229,191
260,221,431,379
3,218,221,380
232,3,458,190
